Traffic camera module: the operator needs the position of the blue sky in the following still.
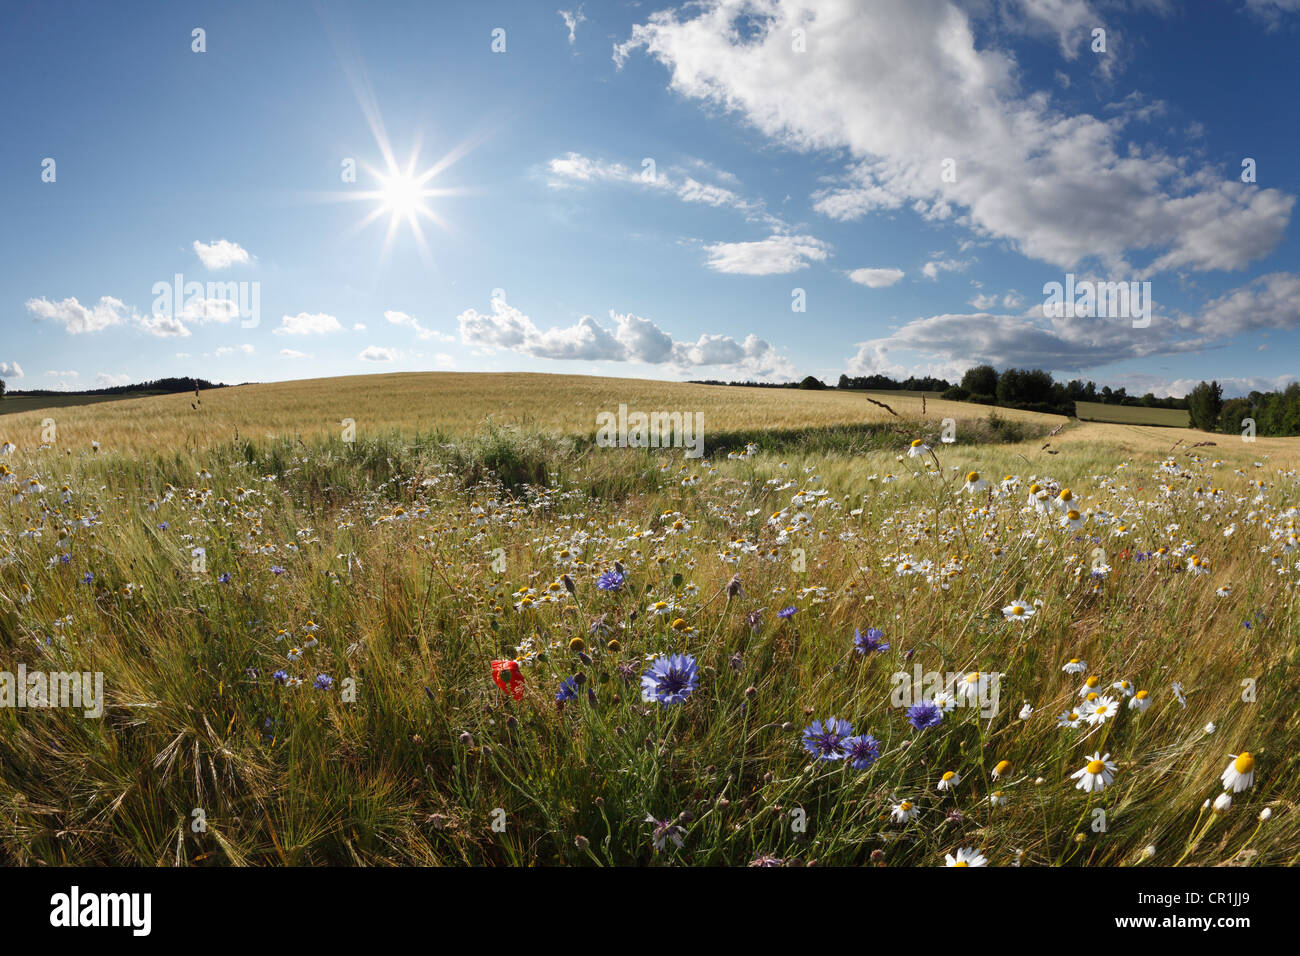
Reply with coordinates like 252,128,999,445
3,0,1299,398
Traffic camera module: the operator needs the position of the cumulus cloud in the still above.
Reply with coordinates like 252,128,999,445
359,345,398,362
921,256,970,280
616,0,1294,275
25,293,247,339
193,239,252,270
95,372,132,388
457,294,794,378
280,349,308,359
214,344,255,356
26,295,130,334
0,361,24,379
846,267,1300,379
276,312,343,335
703,234,830,275
847,267,904,288
1183,272,1300,341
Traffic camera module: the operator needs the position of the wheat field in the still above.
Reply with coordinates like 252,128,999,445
1,373,1297,866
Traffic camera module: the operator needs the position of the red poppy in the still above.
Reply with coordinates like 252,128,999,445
491,659,525,701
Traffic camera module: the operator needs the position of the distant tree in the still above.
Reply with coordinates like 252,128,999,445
1185,380,1224,432
1218,397,1253,436
942,385,970,401
961,364,998,396
0,378,6,399
798,375,827,390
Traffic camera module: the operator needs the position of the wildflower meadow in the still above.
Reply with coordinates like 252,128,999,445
1,378,1296,868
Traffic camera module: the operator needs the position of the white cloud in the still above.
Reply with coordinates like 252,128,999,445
558,7,585,44
617,0,1294,275
0,361,23,379
848,267,904,288
193,239,252,270
26,295,129,334
276,312,343,335
176,297,241,324
921,256,970,280
703,234,830,275
385,309,455,341
1182,272,1300,341
359,345,398,362
457,294,794,378
214,344,254,356
280,349,308,359
46,369,79,379
95,372,132,388
546,151,782,227
25,293,242,339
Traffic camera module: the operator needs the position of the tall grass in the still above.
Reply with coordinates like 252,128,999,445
0,415,1296,866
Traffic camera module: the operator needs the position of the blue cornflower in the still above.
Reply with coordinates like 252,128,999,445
853,627,889,654
314,674,333,691
802,717,852,760
842,733,881,769
270,565,286,575
272,669,288,684
777,606,797,620
157,522,169,530
556,676,580,702
595,570,625,592
640,653,699,705
907,700,944,731
82,572,94,585
218,572,231,584
59,553,72,565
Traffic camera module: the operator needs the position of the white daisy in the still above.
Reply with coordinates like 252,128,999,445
944,847,987,867
1221,752,1255,793
1071,752,1117,793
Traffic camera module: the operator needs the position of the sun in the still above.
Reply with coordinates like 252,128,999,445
346,151,455,258
378,169,427,218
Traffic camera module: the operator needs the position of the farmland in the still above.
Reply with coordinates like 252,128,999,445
1075,401,1191,428
0,373,1296,866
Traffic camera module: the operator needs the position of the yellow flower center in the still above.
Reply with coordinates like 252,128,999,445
900,801,912,812
1235,752,1255,774
1087,760,1106,774
1095,705,1108,715
911,439,924,448
967,472,980,483
993,760,1011,776
954,861,969,867
1135,690,1148,700
1085,676,1099,688
942,771,956,781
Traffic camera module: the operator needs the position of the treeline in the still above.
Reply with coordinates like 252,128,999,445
937,365,1188,417
837,374,953,392
2,377,227,398
694,365,1193,419
1186,380,1300,436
